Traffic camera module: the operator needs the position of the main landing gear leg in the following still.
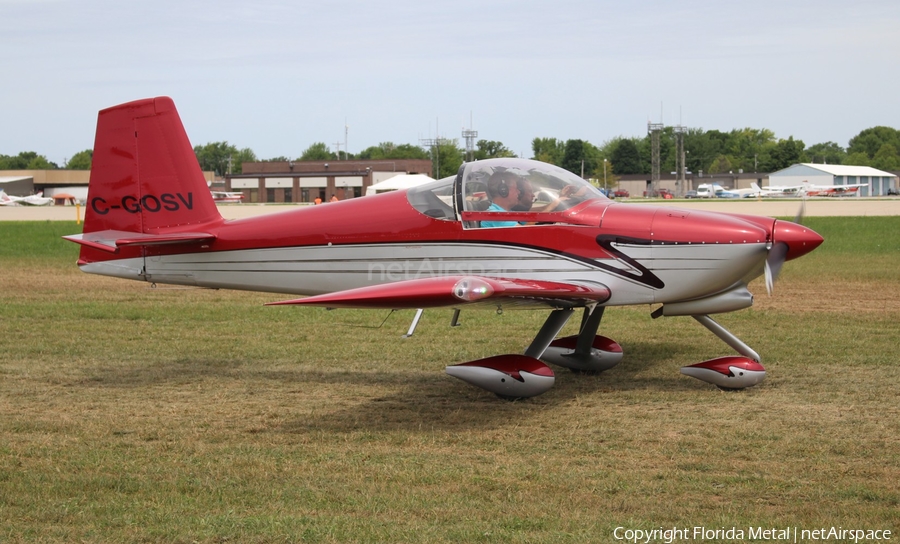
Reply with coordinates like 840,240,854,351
539,306,624,372
524,309,574,358
680,314,766,390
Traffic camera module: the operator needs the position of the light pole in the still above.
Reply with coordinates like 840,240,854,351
603,158,608,194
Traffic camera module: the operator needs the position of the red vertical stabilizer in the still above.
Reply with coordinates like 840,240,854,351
83,97,221,235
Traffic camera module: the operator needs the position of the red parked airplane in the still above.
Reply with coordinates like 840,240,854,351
65,97,823,399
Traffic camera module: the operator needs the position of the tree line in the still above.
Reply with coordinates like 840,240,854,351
4,126,899,181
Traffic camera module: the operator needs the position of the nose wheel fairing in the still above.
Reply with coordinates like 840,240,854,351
681,356,766,390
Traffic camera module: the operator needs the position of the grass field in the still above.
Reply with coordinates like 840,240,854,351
1,218,898,543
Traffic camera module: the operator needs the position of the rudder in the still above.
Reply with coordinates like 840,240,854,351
83,97,221,234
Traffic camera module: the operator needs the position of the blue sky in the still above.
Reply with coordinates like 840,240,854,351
3,0,899,165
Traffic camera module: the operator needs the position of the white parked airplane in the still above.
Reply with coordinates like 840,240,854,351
696,183,758,198
754,181,868,198
0,190,53,206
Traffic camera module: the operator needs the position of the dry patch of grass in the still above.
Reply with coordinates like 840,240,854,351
1,220,898,542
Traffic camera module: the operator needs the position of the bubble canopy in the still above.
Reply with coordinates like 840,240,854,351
406,158,608,224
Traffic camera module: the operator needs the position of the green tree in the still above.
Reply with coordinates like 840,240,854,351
847,126,900,159
357,142,430,160
561,139,601,178
356,144,388,160
726,128,775,172
844,152,871,166
65,149,93,170
387,144,430,160
596,159,618,192
872,143,900,171
298,142,336,161
609,139,642,175
803,142,846,165
687,129,729,175
0,151,58,169
707,154,734,175
474,140,516,160
233,148,257,174
194,142,242,176
531,137,565,165
432,139,464,178
766,136,805,171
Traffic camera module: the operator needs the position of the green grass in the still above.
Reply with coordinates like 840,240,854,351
1,219,898,543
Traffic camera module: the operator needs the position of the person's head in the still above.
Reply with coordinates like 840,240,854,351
487,171,523,210
511,178,535,211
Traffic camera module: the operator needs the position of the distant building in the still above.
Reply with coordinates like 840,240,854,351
614,171,767,198
0,169,216,202
0,175,35,197
769,164,897,196
228,159,433,203
0,170,90,200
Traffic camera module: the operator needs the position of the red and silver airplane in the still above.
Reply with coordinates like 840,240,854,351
64,97,824,399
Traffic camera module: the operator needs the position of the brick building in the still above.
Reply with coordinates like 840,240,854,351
226,159,433,203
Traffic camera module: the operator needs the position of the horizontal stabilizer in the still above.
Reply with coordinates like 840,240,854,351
268,275,611,310
63,230,216,253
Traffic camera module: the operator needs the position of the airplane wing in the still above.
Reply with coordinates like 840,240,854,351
268,275,611,310
19,195,54,206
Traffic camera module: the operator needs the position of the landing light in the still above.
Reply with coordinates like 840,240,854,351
453,277,494,302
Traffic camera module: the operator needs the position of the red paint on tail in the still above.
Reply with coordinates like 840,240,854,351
83,97,221,235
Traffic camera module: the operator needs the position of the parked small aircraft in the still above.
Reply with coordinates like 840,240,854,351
696,183,752,198
753,181,867,198
65,97,824,399
211,191,244,203
0,190,53,206
802,183,867,197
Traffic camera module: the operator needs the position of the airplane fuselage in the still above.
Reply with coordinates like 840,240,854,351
78,188,787,309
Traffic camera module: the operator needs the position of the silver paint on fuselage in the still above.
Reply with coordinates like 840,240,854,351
82,239,769,308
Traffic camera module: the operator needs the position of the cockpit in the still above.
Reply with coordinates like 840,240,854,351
407,158,609,227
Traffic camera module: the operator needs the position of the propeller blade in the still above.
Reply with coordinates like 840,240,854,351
765,241,789,295
794,198,806,224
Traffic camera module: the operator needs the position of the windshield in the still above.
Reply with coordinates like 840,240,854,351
458,158,607,217
406,175,456,220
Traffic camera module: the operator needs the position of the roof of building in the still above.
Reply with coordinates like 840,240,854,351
365,174,435,195
772,163,896,178
0,176,33,185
